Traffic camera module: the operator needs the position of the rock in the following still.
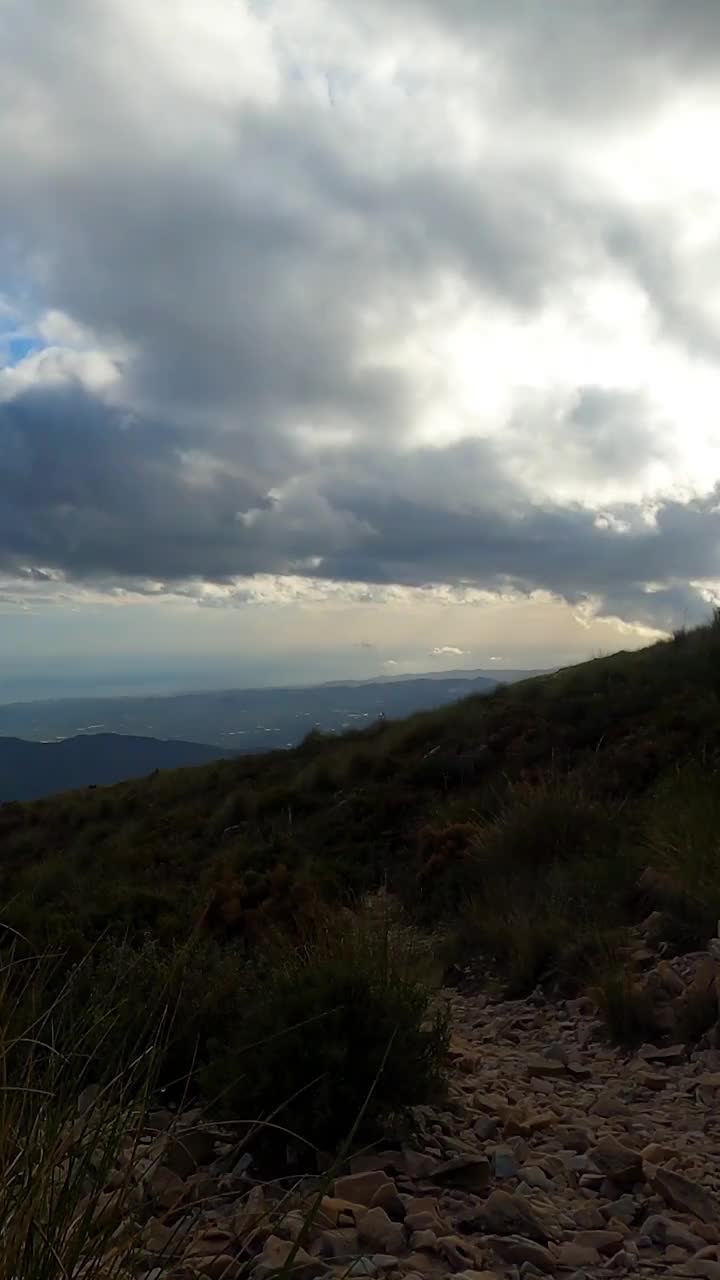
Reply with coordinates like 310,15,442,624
346,1260,377,1278
428,1155,491,1191
275,1211,305,1244
649,1166,718,1224
526,1054,567,1079
519,1166,554,1192
636,1070,668,1091
370,1257,398,1273
590,1091,629,1118
146,1162,187,1210
573,1205,606,1230
485,1235,555,1273
437,1235,487,1272
334,1171,393,1207
590,1137,643,1187
556,1125,592,1154
314,1228,359,1259
404,1211,444,1234
163,1128,218,1178
231,1185,266,1239
656,960,686,997
642,1142,676,1166
185,1230,236,1260
142,1213,175,1254
369,1181,405,1220
691,1264,720,1280
350,1151,405,1175
603,1195,636,1225
493,1146,519,1179
410,1229,438,1250
572,1230,623,1255
314,1197,364,1229
254,1235,319,1280
357,1207,405,1255
193,1256,244,1280
639,1043,686,1066
557,1242,601,1267
402,1150,439,1179
470,1189,550,1244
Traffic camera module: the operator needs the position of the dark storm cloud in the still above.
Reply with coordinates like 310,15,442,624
1,0,720,628
2,385,718,630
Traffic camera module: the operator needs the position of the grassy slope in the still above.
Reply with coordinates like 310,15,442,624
2,618,720,957
2,619,720,1182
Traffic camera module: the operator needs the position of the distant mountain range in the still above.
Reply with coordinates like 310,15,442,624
0,734,235,803
0,668,543,752
0,667,547,800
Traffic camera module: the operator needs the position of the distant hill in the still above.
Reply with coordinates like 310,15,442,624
0,672,523,749
0,733,235,802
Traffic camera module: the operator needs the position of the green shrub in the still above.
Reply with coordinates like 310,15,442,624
201,905,448,1152
590,951,658,1045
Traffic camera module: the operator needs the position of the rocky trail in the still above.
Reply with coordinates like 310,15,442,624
85,944,720,1280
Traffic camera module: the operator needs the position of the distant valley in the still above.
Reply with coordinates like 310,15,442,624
0,668,542,753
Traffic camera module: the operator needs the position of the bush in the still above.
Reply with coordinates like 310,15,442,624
201,904,448,1152
590,951,659,1045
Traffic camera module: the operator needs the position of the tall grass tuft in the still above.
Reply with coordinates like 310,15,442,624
0,940,162,1280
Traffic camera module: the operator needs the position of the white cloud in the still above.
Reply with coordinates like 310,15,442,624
430,645,467,657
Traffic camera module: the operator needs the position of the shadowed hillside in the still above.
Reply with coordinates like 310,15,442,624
0,732,235,801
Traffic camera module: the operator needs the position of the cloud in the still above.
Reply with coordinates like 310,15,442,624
1,0,720,635
431,646,467,657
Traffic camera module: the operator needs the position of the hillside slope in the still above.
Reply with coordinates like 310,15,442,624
2,619,720,963
0,732,235,802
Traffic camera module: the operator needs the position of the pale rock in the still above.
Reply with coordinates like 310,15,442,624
526,1055,566,1080
519,1166,554,1192
357,1206,405,1255
334,1171,393,1207
556,1242,601,1267
402,1150,439,1179
603,1194,636,1224
231,1184,266,1239
429,1155,491,1191
485,1234,555,1273
639,1043,686,1066
643,1214,705,1252
492,1146,519,1180
146,1162,187,1210
314,1227,358,1260
185,1229,236,1260
370,1256,398,1272
470,1189,550,1244
369,1181,406,1220
572,1229,623,1255
404,1211,443,1234
590,1091,629,1118
346,1259,377,1277
409,1229,437,1250
254,1235,319,1280
590,1136,643,1187
573,1205,606,1230
650,1165,718,1224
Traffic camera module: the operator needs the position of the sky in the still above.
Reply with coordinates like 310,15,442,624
2,0,720,696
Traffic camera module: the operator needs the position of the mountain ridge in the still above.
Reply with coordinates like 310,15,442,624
0,732,235,802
